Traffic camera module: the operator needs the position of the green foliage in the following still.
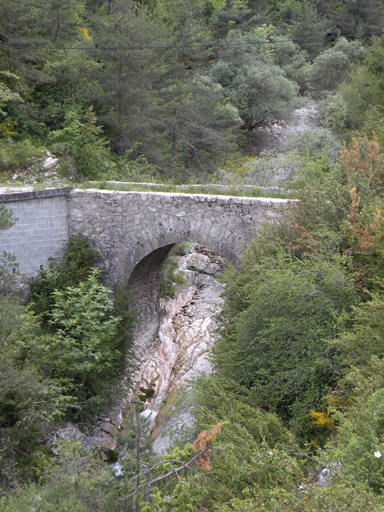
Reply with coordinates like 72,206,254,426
326,0,384,35
156,75,241,177
137,377,303,511
115,401,153,482
323,92,351,137
244,150,301,186
211,28,299,130
23,235,134,420
0,298,72,486
216,482,383,511
332,287,384,365
47,107,112,179
279,0,331,58
0,71,23,116
319,357,384,495
214,253,354,434
273,39,309,91
0,204,16,231
47,269,122,398
0,293,24,348
0,139,45,173
284,129,342,162
329,37,384,141
0,442,116,512
305,38,366,97
28,236,98,324
0,252,19,296
334,387,384,492
245,128,341,186
333,37,367,64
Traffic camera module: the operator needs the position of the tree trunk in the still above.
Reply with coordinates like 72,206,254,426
118,65,124,156
55,7,60,38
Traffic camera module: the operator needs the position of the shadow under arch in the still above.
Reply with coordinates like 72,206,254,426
126,232,238,357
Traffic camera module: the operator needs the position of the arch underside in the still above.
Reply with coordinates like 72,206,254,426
126,229,240,284
126,230,239,357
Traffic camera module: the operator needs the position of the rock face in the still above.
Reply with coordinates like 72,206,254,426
132,245,224,452
267,102,323,142
252,101,323,154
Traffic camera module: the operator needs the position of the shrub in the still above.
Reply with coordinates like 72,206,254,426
283,129,341,161
306,49,350,96
47,269,122,398
28,236,98,324
213,253,355,436
47,107,112,180
0,139,45,173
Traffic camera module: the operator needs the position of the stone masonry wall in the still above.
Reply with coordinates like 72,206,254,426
67,189,294,291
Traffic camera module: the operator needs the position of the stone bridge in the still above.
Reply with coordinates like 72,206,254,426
0,187,294,280
0,187,294,345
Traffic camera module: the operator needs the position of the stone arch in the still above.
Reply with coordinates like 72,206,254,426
126,231,237,357
125,229,239,285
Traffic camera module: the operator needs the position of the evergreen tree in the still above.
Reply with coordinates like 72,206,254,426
155,72,241,176
209,0,252,40
91,2,166,155
318,0,384,36
282,0,331,59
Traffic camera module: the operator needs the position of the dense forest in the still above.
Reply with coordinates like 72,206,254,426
2,0,384,510
0,0,383,182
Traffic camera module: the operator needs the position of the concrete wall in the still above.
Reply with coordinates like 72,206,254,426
0,188,70,274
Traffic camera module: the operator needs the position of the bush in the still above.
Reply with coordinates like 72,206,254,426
0,204,17,231
47,107,112,180
274,40,310,92
0,139,45,173
322,92,351,136
47,269,122,398
211,28,300,129
333,37,367,64
327,359,384,494
213,253,355,435
0,442,115,512
283,129,341,161
306,49,350,97
244,151,303,186
28,236,98,325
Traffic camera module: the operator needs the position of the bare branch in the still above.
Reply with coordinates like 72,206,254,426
119,447,211,503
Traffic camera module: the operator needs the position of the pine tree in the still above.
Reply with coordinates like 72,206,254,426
91,2,166,155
